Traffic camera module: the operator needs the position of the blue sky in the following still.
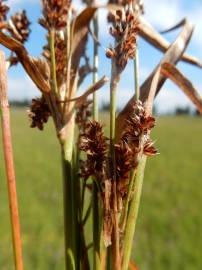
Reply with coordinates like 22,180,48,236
4,0,202,113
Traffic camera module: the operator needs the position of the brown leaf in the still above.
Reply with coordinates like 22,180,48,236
0,31,50,93
71,7,97,74
161,62,202,114
139,16,202,68
116,19,194,141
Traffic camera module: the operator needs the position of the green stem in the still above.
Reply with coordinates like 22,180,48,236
61,118,78,270
62,156,76,270
49,29,58,96
110,61,120,270
122,155,147,270
92,13,102,270
120,170,135,232
93,15,99,121
134,46,139,101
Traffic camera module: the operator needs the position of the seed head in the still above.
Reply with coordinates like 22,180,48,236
8,10,31,43
75,100,92,130
106,3,139,70
28,97,51,130
79,121,108,181
39,0,71,30
0,0,9,29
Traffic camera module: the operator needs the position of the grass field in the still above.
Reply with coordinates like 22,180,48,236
0,109,202,270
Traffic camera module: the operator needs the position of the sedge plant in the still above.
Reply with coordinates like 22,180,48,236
0,0,202,270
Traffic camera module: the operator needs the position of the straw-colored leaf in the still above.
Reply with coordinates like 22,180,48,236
0,31,50,93
161,62,202,114
116,19,194,140
139,16,202,68
71,7,97,73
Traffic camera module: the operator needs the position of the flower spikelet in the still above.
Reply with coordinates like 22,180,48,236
79,121,108,181
0,0,9,29
106,2,139,70
39,0,71,30
75,100,92,130
28,97,51,130
9,10,31,43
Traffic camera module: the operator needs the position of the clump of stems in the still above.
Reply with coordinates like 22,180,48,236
0,0,201,270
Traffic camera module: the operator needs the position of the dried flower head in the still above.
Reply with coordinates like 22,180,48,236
43,33,67,84
116,101,157,198
28,97,51,130
39,0,71,30
0,0,9,29
108,0,144,18
8,10,31,43
79,121,108,181
106,2,139,70
75,99,92,130
115,142,132,197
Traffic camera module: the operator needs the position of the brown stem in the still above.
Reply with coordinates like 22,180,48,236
0,50,23,270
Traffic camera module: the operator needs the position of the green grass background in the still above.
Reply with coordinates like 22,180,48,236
0,110,201,269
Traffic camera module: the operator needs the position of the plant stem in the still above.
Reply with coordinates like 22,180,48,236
93,15,99,121
49,29,58,96
92,13,102,270
134,46,139,101
0,50,23,270
110,61,120,270
120,45,140,232
122,155,147,270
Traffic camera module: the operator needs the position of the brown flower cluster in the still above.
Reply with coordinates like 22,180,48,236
106,3,139,70
79,121,108,181
75,100,92,130
43,34,67,84
116,101,157,196
39,0,71,30
108,0,144,16
8,10,31,43
28,97,51,130
0,0,9,29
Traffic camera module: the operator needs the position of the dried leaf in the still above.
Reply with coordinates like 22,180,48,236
160,18,186,34
0,31,50,93
116,19,194,140
139,16,202,68
71,7,97,74
161,62,202,114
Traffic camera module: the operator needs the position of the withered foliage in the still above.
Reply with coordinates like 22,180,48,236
79,121,108,181
0,0,9,29
8,10,31,43
39,0,71,30
106,3,139,70
28,97,51,130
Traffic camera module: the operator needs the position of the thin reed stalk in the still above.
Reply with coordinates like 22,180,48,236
92,12,102,270
49,29,58,96
122,156,147,270
0,50,24,270
110,61,120,270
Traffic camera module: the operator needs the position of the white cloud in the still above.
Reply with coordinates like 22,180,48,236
144,0,183,30
8,75,39,101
